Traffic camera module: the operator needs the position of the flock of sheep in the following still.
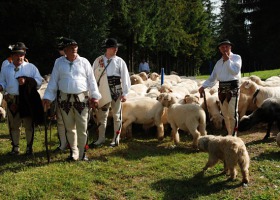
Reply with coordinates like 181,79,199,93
122,71,280,185
1,71,280,185
127,72,280,144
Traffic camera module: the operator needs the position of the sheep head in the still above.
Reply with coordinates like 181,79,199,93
139,72,148,81
149,72,160,81
159,83,172,93
157,93,176,107
210,114,224,130
240,80,259,95
184,94,200,104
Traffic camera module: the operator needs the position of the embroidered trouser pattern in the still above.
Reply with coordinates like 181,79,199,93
219,95,239,136
58,92,89,160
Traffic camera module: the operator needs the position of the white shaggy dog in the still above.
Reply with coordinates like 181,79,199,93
277,132,280,147
198,135,250,184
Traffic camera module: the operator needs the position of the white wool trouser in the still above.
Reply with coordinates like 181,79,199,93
96,97,122,144
59,92,89,160
7,110,34,152
56,104,67,150
220,95,239,136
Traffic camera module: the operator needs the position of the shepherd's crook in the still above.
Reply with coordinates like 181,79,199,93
44,104,50,163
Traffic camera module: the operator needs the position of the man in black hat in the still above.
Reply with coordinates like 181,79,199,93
51,37,68,153
0,42,44,155
91,38,131,147
43,38,101,161
199,39,242,136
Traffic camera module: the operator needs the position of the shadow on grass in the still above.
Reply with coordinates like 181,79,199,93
151,171,242,200
94,135,201,162
0,151,46,174
253,150,280,161
245,137,275,147
0,148,70,175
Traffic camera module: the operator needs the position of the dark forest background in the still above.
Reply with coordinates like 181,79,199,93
0,0,279,76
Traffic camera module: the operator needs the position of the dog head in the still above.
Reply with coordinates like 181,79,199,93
198,135,216,152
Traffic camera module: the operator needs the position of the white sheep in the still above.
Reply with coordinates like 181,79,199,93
149,72,160,81
139,72,148,81
146,86,160,99
121,97,165,141
158,93,207,148
240,80,280,107
238,92,258,118
129,84,148,96
130,74,144,85
205,93,224,130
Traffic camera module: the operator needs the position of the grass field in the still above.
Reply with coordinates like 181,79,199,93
0,118,279,199
196,68,280,80
1,69,280,199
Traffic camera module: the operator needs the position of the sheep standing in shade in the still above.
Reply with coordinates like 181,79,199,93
238,97,280,140
157,93,207,148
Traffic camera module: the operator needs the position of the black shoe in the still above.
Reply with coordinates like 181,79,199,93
8,150,19,155
53,147,65,153
66,156,77,162
89,142,103,148
81,155,89,161
25,148,33,156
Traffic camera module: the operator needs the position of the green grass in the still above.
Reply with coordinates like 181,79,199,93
0,120,280,200
1,68,280,199
196,68,280,80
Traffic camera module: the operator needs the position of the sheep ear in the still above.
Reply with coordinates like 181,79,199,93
244,81,251,89
157,94,162,101
171,96,177,104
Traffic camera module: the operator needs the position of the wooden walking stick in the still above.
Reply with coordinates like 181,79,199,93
44,104,50,163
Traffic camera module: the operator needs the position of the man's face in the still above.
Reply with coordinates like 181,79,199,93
12,53,25,67
219,44,231,55
107,47,118,56
64,44,78,57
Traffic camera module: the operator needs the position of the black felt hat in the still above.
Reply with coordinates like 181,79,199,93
102,38,122,48
217,39,233,47
11,42,28,54
58,37,78,49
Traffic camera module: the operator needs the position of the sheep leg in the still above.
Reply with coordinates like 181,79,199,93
156,123,164,141
189,128,200,149
171,125,179,144
263,121,273,140
122,119,135,139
